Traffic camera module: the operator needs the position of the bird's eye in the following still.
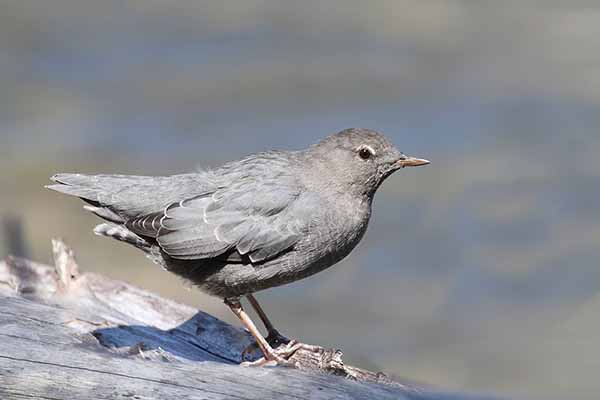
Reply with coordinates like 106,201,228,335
358,147,374,160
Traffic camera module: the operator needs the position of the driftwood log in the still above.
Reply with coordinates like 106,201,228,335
0,239,495,400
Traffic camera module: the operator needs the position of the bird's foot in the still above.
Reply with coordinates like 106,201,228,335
241,329,290,361
240,353,295,367
241,339,324,368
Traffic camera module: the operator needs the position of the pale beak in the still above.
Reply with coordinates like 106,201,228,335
396,156,430,168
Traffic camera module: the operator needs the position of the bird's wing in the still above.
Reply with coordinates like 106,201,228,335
126,175,305,264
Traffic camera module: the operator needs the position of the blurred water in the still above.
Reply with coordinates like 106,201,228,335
2,2,600,399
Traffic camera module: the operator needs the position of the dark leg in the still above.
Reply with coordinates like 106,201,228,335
246,294,289,347
246,294,276,334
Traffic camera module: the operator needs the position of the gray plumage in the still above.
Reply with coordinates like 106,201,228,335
47,128,428,299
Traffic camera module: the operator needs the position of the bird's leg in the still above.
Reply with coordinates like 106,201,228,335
224,297,294,367
246,294,289,347
241,295,324,362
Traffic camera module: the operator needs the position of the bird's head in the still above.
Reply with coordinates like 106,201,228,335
307,128,429,198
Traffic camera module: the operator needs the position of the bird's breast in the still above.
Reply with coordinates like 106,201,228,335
288,197,371,275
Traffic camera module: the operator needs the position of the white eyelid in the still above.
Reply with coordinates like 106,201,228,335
357,145,376,156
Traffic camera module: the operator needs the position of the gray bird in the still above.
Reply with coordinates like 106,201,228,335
47,128,429,365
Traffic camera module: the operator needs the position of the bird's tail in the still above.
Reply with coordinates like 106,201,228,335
48,174,165,263
47,173,121,201
46,173,158,223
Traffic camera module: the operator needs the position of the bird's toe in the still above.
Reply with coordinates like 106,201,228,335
240,354,296,368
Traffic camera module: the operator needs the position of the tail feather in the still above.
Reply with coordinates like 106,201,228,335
46,173,163,220
47,173,108,203
47,172,207,222
94,223,167,270
93,223,152,250
47,173,128,222
50,173,99,186
46,184,102,203
83,205,124,223
47,173,145,202
50,173,144,187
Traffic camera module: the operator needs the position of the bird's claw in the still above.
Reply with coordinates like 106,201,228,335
240,339,324,368
241,330,290,361
240,353,296,368
280,340,323,355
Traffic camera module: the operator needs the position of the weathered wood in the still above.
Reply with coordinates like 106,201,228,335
0,240,496,400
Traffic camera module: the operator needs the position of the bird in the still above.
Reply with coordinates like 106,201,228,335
47,128,429,366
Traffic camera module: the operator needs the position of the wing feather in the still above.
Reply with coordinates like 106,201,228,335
126,158,306,264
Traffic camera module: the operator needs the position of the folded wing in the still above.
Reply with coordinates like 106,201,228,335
127,178,305,264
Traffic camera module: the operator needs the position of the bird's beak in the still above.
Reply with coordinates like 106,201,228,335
396,156,430,168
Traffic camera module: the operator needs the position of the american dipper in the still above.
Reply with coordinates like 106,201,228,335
47,128,429,365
